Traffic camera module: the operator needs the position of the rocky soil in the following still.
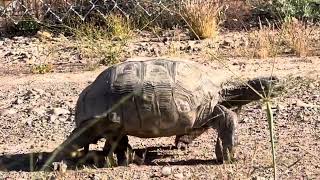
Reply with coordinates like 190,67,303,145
0,30,319,179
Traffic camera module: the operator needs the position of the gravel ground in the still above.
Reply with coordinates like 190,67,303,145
0,31,319,179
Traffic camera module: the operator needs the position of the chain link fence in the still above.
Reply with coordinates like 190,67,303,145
0,0,182,31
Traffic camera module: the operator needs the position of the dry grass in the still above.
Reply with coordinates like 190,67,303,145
73,22,126,69
181,0,223,39
249,25,279,59
281,19,311,57
28,40,59,74
105,13,133,40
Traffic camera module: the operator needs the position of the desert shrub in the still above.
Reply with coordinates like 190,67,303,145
272,0,320,21
181,0,224,39
105,13,132,40
281,18,311,57
250,25,279,58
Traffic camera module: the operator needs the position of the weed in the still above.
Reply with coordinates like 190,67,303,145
100,43,124,66
281,18,311,57
165,42,180,57
105,13,133,40
181,0,223,39
73,23,125,69
75,39,124,69
272,0,320,21
250,26,279,59
31,63,54,74
29,43,58,74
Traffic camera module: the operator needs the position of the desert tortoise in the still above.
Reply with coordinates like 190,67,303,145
53,59,267,165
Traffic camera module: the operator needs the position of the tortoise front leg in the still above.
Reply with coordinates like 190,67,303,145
51,121,104,163
175,106,241,151
103,135,132,166
211,105,238,163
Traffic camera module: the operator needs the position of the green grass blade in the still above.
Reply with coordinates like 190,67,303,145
266,101,276,179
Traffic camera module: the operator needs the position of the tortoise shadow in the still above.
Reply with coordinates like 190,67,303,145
0,146,219,172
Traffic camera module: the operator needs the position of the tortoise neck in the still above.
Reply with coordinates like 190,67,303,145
220,85,250,108
195,100,220,128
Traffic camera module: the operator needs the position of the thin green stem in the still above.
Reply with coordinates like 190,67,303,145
266,101,276,179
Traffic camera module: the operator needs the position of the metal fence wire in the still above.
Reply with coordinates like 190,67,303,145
0,0,180,31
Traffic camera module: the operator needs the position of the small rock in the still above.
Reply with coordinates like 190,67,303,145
173,173,184,179
309,83,315,89
37,31,53,41
33,88,45,95
240,117,250,123
52,161,67,173
295,99,318,108
51,108,70,116
276,104,285,111
25,118,33,126
32,107,46,116
1,108,17,116
49,115,58,122
252,176,267,180
295,99,307,107
88,174,101,180
13,98,23,105
161,166,172,177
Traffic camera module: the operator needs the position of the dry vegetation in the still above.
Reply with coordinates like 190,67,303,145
181,0,223,39
282,19,312,57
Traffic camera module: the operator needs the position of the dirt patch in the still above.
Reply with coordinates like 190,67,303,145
0,31,319,179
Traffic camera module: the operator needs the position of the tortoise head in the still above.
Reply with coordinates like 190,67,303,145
245,76,283,99
220,76,283,108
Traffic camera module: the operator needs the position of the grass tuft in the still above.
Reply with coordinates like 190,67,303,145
31,64,54,74
181,0,223,39
73,22,125,69
281,18,311,57
249,25,279,59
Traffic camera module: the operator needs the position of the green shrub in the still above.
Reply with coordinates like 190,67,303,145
272,0,320,21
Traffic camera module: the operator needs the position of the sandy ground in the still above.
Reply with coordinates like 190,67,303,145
0,35,319,179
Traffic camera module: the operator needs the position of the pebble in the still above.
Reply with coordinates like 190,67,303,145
88,174,101,180
1,108,17,116
173,173,184,179
309,83,315,89
13,98,23,105
51,108,70,116
252,176,267,180
52,161,67,173
161,166,172,177
49,115,58,122
295,99,318,108
32,107,46,116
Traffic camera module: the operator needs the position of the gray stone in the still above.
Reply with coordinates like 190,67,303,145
1,108,17,116
51,108,70,116
173,173,184,179
161,166,172,177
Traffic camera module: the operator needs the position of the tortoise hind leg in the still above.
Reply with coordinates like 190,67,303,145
210,105,238,163
175,128,208,150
